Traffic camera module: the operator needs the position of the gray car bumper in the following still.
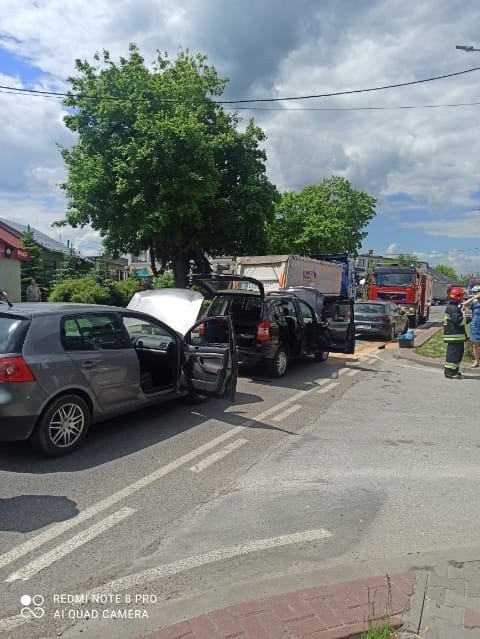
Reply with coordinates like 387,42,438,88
0,416,37,441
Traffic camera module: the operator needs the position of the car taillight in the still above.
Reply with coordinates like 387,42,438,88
197,322,206,336
256,321,271,342
0,357,35,382
377,315,390,321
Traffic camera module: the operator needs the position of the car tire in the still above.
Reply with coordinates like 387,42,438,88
30,394,90,457
385,325,396,341
314,350,329,362
267,346,288,378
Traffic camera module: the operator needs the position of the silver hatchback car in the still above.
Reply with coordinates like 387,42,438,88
0,290,237,457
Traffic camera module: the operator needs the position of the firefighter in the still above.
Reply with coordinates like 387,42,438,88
443,287,467,378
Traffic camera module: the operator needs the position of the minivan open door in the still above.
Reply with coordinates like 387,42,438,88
191,274,265,299
323,298,355,354
180,316,238,400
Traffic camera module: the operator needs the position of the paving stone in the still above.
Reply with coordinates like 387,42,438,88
428,572,465,594
424,601,464,625
465,607,480,630
445,588,480,613
426,585,445,606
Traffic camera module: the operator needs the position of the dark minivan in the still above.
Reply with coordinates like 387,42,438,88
195,275,355,377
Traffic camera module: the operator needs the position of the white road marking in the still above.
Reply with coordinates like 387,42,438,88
272,404,301,422
315,378,332,385
337,367,349,375
347,369,359,376
318,382,339,393
365,358,377,365
0,529,332,633
86,529,333,595
399,363,442,374
0,387,321,572
0,425,247,570
5,508,135,583
190,439,248,472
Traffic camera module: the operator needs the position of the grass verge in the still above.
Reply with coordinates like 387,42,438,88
361,626,394,638
415,329,473,362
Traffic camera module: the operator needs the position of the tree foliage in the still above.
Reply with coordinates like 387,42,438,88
58,45,278,286
51,247,92,286
267,176,376,256
434,264,458,280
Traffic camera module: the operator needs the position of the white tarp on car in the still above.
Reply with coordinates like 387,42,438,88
127,288,204,336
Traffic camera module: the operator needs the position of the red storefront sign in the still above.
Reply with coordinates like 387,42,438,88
0,239,31,262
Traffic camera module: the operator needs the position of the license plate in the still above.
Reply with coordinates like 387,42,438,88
357,324,371,329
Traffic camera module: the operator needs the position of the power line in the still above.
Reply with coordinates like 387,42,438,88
231,100,480,111
0,65,480,105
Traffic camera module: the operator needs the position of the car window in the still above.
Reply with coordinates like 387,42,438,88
209,296,231,316
326,302,351,322
61,314,130,351
0,316,29,354
354,303,385,315
121,315,175,350
298,301,314,325
279,299,298,319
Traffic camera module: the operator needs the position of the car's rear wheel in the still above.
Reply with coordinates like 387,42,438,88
267,346,288,378
30,394,90,457
314,350,329,362
385,325,396,341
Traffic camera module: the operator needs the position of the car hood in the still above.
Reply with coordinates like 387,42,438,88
127,288,204,336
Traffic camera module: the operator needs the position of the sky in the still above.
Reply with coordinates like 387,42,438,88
1,1,480,275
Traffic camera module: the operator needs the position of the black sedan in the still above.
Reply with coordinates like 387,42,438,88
354,301,408,340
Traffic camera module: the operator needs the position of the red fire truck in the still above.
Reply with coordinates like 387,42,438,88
368,264,433,328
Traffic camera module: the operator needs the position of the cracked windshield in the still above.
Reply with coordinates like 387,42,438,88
2,2,480,639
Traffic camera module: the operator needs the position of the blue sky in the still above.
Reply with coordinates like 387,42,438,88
1,0,480,274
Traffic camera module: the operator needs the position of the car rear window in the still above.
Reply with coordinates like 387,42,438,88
0,316,30,354
355,304,387,314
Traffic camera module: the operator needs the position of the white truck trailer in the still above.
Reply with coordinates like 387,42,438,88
235,255,343,296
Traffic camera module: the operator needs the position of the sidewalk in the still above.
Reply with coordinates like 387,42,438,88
141,560,480,639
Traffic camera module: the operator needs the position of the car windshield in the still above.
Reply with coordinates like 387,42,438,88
355,303,388,315
374,272,414,286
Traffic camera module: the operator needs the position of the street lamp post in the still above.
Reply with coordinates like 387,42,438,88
456,44,480,52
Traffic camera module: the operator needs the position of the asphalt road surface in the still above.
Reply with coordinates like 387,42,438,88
5,306,478,639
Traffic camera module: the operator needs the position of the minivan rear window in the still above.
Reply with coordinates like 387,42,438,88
0,316,29,354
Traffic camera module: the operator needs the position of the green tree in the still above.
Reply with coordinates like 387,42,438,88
52,247,92,286
57,45,277,286
434,264,458,280
268,176,376,255
20,228,45,298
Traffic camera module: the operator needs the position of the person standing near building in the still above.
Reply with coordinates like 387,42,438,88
462,288,480,367
25,278,41,302
443,287,467,378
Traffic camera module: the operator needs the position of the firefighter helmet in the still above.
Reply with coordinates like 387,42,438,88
449,287,466,301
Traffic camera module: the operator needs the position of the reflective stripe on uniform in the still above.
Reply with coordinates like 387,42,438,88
444,335,466,342
444,363,458,370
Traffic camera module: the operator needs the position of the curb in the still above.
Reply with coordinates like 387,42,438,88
140,572,416,639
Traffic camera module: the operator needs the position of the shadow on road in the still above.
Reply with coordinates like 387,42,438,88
0,495,78,532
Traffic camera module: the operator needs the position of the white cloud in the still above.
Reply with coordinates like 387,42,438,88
385,243,399,255
0,0,480,255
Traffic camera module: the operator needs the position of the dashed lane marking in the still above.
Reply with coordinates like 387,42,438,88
190,439,248,472
272,404,302,422
5,508,135,583
318,382,339,393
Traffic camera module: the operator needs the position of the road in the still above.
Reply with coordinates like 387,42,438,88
4,306,479,639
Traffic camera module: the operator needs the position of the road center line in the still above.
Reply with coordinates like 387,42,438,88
190,438,248,472
0,386,321,571
0,425,247,570
272,404,302,422
5,508,135,583
318,382,339,393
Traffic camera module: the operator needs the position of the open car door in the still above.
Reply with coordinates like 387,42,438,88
191,274,265,299
322,298,355,354
180,316,238,400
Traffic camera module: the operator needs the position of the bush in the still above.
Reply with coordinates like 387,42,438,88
48,277,111,304
110,278,144,306
154,271,174,289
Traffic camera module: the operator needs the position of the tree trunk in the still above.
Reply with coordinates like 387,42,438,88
149,247,158,277
173,251,187,288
